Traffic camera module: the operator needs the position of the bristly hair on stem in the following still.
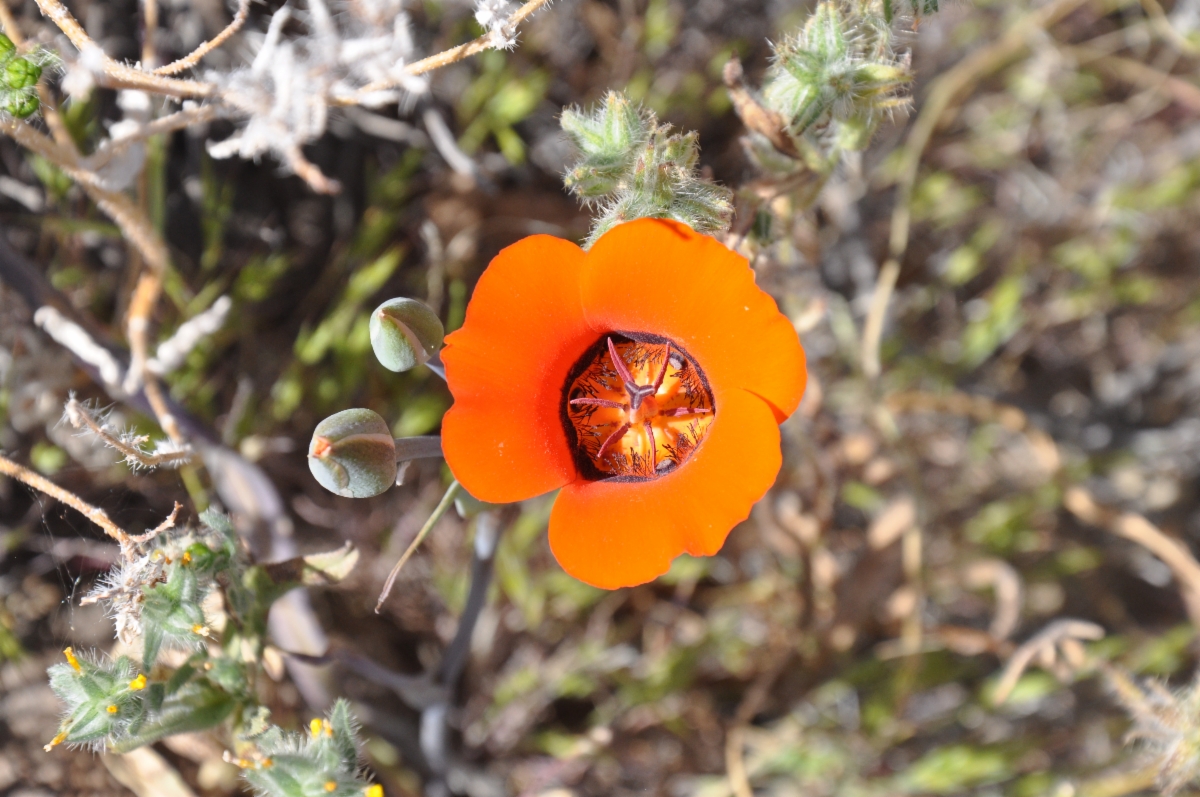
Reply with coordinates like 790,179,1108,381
561,91,733,248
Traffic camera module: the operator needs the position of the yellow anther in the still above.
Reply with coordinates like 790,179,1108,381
261,758,274,769
365,785,383,797
324,720,333,737
63,647,81,672
106,704,118,714
128,674,147,691
163,555,173,565
181,551,192,565
310,718,323,738
324,781,337,793
44,731,67,751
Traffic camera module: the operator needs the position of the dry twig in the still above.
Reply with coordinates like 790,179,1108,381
153,0,251,75
65,398,192,468
1065,486,1200,627
0,452,180,550
338,0,557,104
992,618,1104,705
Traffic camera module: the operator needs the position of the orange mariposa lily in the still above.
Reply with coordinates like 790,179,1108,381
441,218,807,589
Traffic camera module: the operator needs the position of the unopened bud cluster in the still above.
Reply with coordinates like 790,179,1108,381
562,91,733,248
0,33,52,118
758,1,913,165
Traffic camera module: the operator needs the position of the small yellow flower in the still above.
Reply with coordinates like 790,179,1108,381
63,647,81,673
310,718,323,738
106,704,118,714
128,674,147,691
181,551,192,565
365,785,384,797
324,781,337,792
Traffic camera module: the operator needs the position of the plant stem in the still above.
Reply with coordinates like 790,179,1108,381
375,480,462,613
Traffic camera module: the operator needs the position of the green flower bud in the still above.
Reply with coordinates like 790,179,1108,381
308,409,397,498
368,298,444,373
5,92,38,118
0,34,15,62
5,57,41,90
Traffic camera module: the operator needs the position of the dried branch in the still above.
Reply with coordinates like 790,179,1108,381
65,398,192,469
0,451,131,544
1137,0,1200,56
964,558,1024,641
338,0,556,104
32,0,214,97
282,142,342,195
85,105,221,172
150,295,231,376
1065,486,1200,627
153,0,251,75
992,618,1104,705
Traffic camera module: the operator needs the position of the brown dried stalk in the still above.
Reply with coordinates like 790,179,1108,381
65,398,191,468
992,618,1104,705
0,452,180,549
1065,486,1200,627
31,0,215,97
338,0,557,104
153,0,251,75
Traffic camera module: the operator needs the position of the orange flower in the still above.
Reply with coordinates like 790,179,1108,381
441,218,807,589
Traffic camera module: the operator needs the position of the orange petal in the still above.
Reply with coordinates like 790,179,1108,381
548,388,781,589
580,218,807,422
442,235,595,503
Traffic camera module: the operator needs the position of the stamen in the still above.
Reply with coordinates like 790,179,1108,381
597,422,631,459
606,337,636,388
570,397,625,410
665,407,712,417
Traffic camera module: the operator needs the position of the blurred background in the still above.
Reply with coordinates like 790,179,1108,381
2,0,1200,794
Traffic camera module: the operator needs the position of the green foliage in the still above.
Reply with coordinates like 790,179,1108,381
898,744,1009,793
45,511,372,797
561,91,733,247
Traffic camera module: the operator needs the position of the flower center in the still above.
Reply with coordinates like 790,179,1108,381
562,333,715,481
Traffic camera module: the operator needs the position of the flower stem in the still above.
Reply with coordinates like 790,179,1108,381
375,480,462,613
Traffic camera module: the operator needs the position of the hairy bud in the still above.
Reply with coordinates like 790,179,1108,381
241,700,379,797
309,409,398,498
562,91,733,247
